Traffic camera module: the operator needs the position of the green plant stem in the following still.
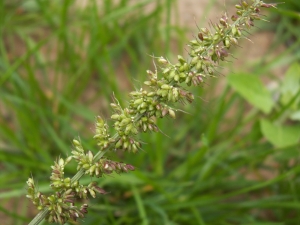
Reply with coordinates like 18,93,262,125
132,184,149,225
272,88,300,121
28,208,49,225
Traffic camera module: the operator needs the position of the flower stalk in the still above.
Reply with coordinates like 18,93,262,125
27,1,275,224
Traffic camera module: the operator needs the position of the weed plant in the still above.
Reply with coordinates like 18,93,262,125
0,0,299,225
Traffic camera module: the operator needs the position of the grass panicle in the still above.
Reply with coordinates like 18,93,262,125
25,1,277,224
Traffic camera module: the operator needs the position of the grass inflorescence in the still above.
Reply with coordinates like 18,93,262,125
23,1,280,224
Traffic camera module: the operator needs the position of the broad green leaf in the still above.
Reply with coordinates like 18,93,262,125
280,62,300,108
260,119,300,148
291,110,300,121
227,73,274,113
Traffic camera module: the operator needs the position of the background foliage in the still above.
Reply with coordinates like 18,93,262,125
0,0,299,224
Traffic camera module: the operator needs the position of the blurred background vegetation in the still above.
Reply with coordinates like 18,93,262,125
0,0,299,224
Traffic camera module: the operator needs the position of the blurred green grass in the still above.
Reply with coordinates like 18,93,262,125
0,0,300,224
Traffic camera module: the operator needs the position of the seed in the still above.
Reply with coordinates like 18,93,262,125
158,57,168,65
168,109,176,119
